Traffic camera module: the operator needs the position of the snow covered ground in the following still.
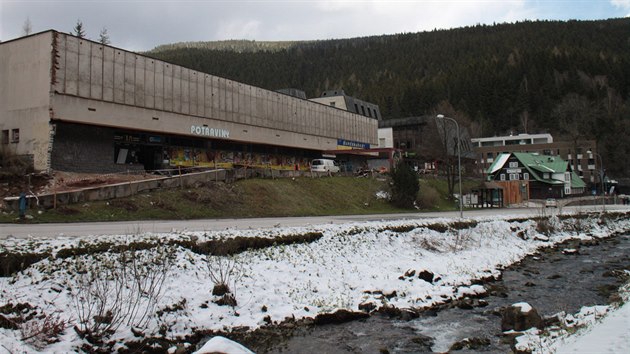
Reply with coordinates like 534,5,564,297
1,212,629,353
515,281,630,354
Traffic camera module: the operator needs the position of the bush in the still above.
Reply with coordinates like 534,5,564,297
0,148,33,179
389,161,419,208
415,184,440,209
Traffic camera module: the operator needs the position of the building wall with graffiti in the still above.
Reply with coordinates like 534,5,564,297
167,147,312,170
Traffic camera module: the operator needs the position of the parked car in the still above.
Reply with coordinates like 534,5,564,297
310,159,340,174
545,198,558,208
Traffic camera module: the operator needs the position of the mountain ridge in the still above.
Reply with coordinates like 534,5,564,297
146,18,630,176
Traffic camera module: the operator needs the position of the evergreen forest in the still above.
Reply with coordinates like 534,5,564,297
147,19,630,177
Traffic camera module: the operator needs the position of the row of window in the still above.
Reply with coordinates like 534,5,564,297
500,171,572,182
500,172,530,181
1,129,19,144
353,103,378,119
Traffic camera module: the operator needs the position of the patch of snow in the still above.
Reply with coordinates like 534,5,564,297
375,190,390,200
513,302,533,313
515,282,630,353
193,336,254,354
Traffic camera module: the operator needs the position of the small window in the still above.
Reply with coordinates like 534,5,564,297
509,173,519,181
373,111,378,119
524,172,529,180
509,161,518,168
11,129,19,143
500,174,506,181
367,107,372,118
1,130,8,144
361,106,366,116
330,101,336,107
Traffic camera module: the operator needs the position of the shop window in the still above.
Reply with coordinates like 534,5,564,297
11,129,19,143
1,130,8,144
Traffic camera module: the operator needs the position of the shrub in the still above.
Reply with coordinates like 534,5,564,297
69,245,174,344
415,183,440,209
0,148,33,179
207,256,242,307
389,161,419,208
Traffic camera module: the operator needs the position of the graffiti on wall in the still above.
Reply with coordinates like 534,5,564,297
167,147,311,170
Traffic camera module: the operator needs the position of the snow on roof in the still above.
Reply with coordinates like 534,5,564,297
489,153,511,174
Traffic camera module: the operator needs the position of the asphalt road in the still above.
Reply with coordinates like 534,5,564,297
1,205,628,239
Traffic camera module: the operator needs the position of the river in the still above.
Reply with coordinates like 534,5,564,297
248,232,630,353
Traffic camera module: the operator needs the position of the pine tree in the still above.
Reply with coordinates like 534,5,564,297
22,17,32,36
390,161,419,208
73,19,86,38
99,27,110,45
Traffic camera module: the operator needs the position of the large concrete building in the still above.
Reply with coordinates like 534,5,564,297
0,31,378,173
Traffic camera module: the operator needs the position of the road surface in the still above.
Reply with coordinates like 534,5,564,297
1,205,628,239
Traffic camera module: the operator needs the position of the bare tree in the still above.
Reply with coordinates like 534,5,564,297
73,19,86,38
98,27,110,45
22,17,33,36
431,100,472,197
552,93,598,173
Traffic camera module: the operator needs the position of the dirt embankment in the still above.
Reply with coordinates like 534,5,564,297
0,171,153,201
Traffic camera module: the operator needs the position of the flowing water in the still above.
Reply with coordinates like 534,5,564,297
252,233,630,353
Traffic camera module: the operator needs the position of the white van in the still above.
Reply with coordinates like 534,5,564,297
310,159,340,173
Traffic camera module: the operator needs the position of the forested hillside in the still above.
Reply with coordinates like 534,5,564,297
147,19,630,176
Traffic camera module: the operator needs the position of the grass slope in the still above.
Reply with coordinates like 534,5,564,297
2,176,433,223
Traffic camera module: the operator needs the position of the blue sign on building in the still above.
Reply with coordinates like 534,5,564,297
337,139,370,149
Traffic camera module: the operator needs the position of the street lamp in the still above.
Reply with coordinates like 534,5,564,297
437,114,463,218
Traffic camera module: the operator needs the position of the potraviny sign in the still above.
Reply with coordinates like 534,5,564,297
190,125,230,139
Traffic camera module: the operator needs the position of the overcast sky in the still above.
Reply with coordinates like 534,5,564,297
1,0,629,52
